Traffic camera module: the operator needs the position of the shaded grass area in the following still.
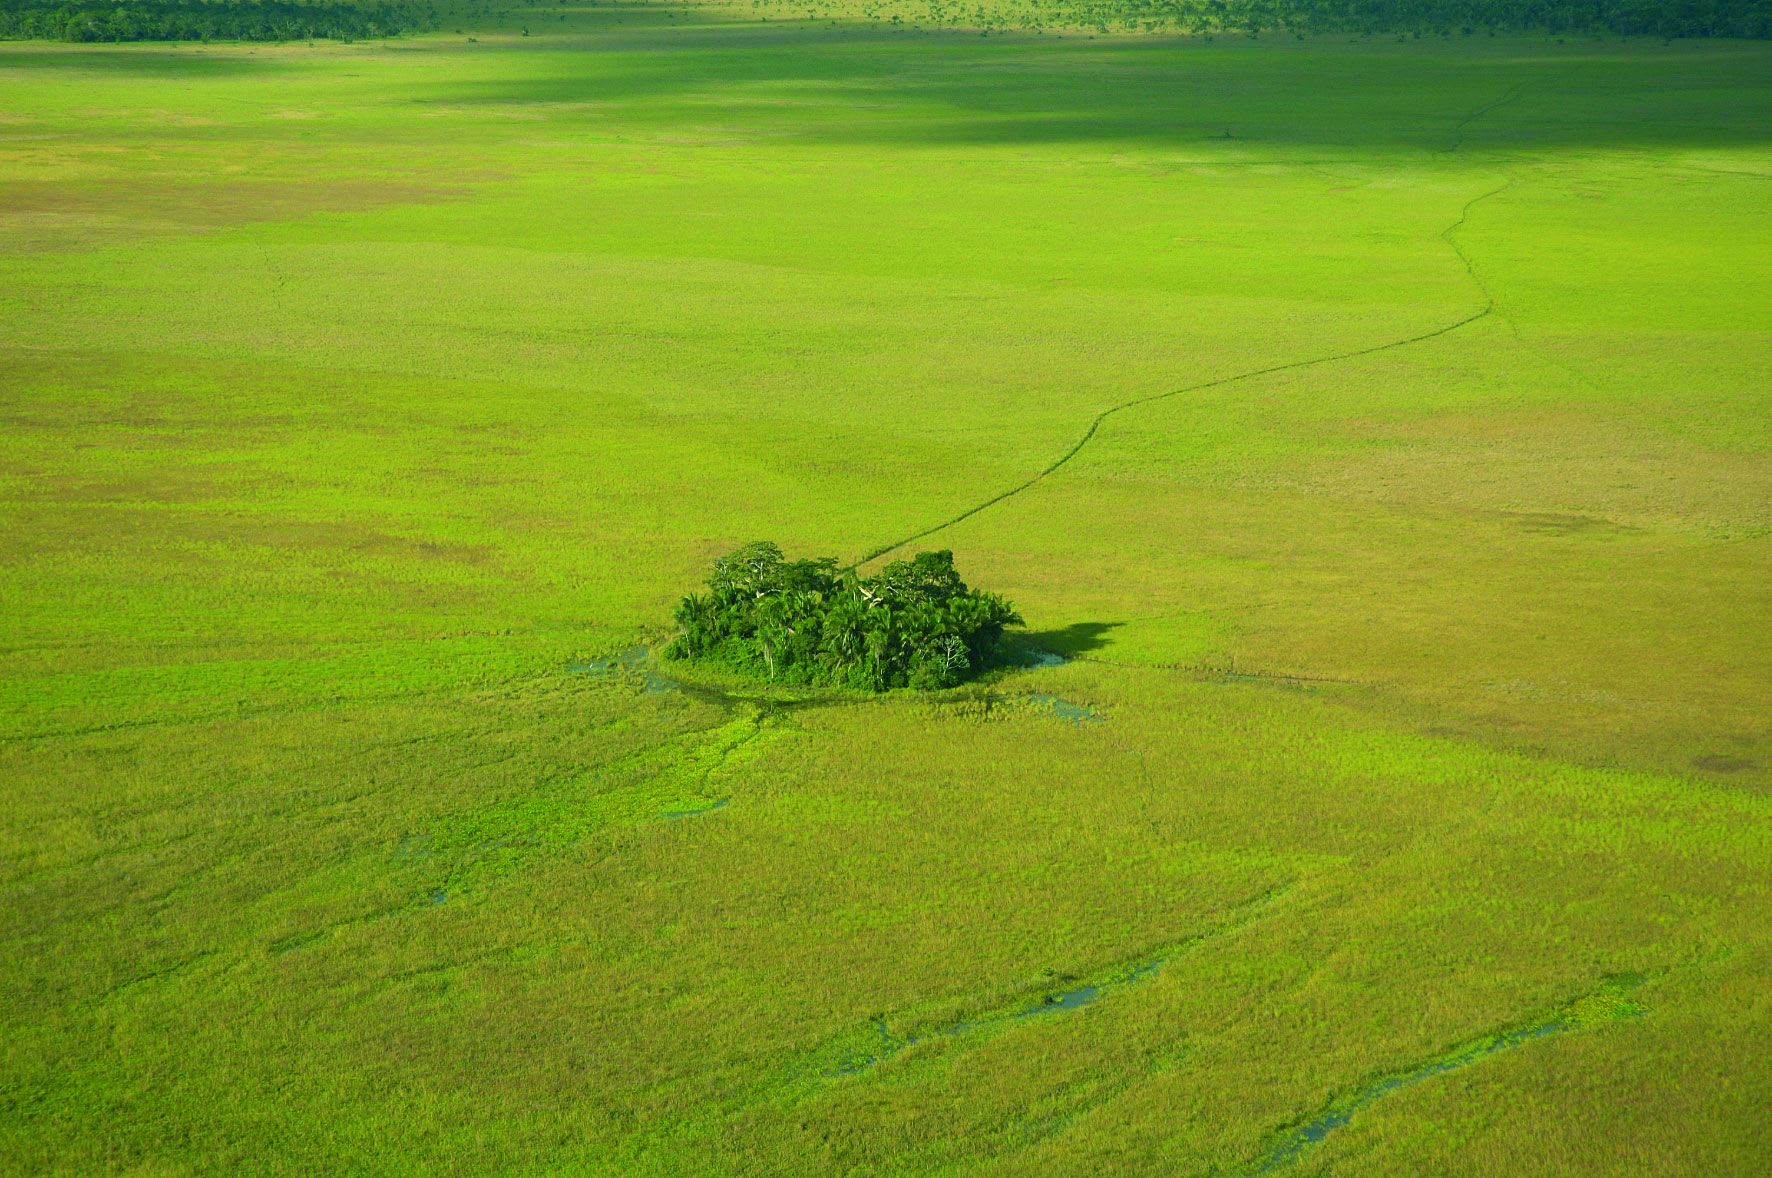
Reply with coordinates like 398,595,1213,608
2,11,1770,1175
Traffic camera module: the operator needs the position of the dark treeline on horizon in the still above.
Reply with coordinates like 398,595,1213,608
0,0,1764,49
762,0,1772,38
1072,0,1771,37
0,0,436,41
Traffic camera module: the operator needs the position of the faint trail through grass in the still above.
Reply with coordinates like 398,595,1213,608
853,88,1526,568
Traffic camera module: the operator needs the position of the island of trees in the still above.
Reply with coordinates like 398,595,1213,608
665,542,1022,691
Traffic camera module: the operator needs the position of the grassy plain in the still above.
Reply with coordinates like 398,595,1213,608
2,8,1771,1174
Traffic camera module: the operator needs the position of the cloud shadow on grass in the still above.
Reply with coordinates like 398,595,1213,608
411,17,1772,154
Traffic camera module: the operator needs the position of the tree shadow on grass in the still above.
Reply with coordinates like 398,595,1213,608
1007,620,1122,663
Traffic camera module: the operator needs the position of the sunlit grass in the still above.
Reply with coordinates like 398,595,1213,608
1,10,1769,1174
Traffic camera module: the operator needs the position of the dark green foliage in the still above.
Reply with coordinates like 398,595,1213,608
838,0,1770,38
1178,0,1772,38
0,0,435,42
666,542,1023,691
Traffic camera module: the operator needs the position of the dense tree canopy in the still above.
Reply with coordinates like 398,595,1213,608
1071,0,1772,37
756,0,1770,38
4,0,1765,42
0,0,434,42
665,542,1022,691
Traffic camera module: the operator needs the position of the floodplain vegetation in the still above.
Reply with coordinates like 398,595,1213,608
1,0,1770,1175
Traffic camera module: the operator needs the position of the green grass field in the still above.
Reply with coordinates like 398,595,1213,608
3,8,1771,1174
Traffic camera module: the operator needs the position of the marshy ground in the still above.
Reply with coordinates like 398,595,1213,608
2,9,1770,1174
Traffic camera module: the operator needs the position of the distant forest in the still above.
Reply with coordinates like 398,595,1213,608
0,0,436,41
0,0,1765,45
769,0,1772,38
1028,0,1772,37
